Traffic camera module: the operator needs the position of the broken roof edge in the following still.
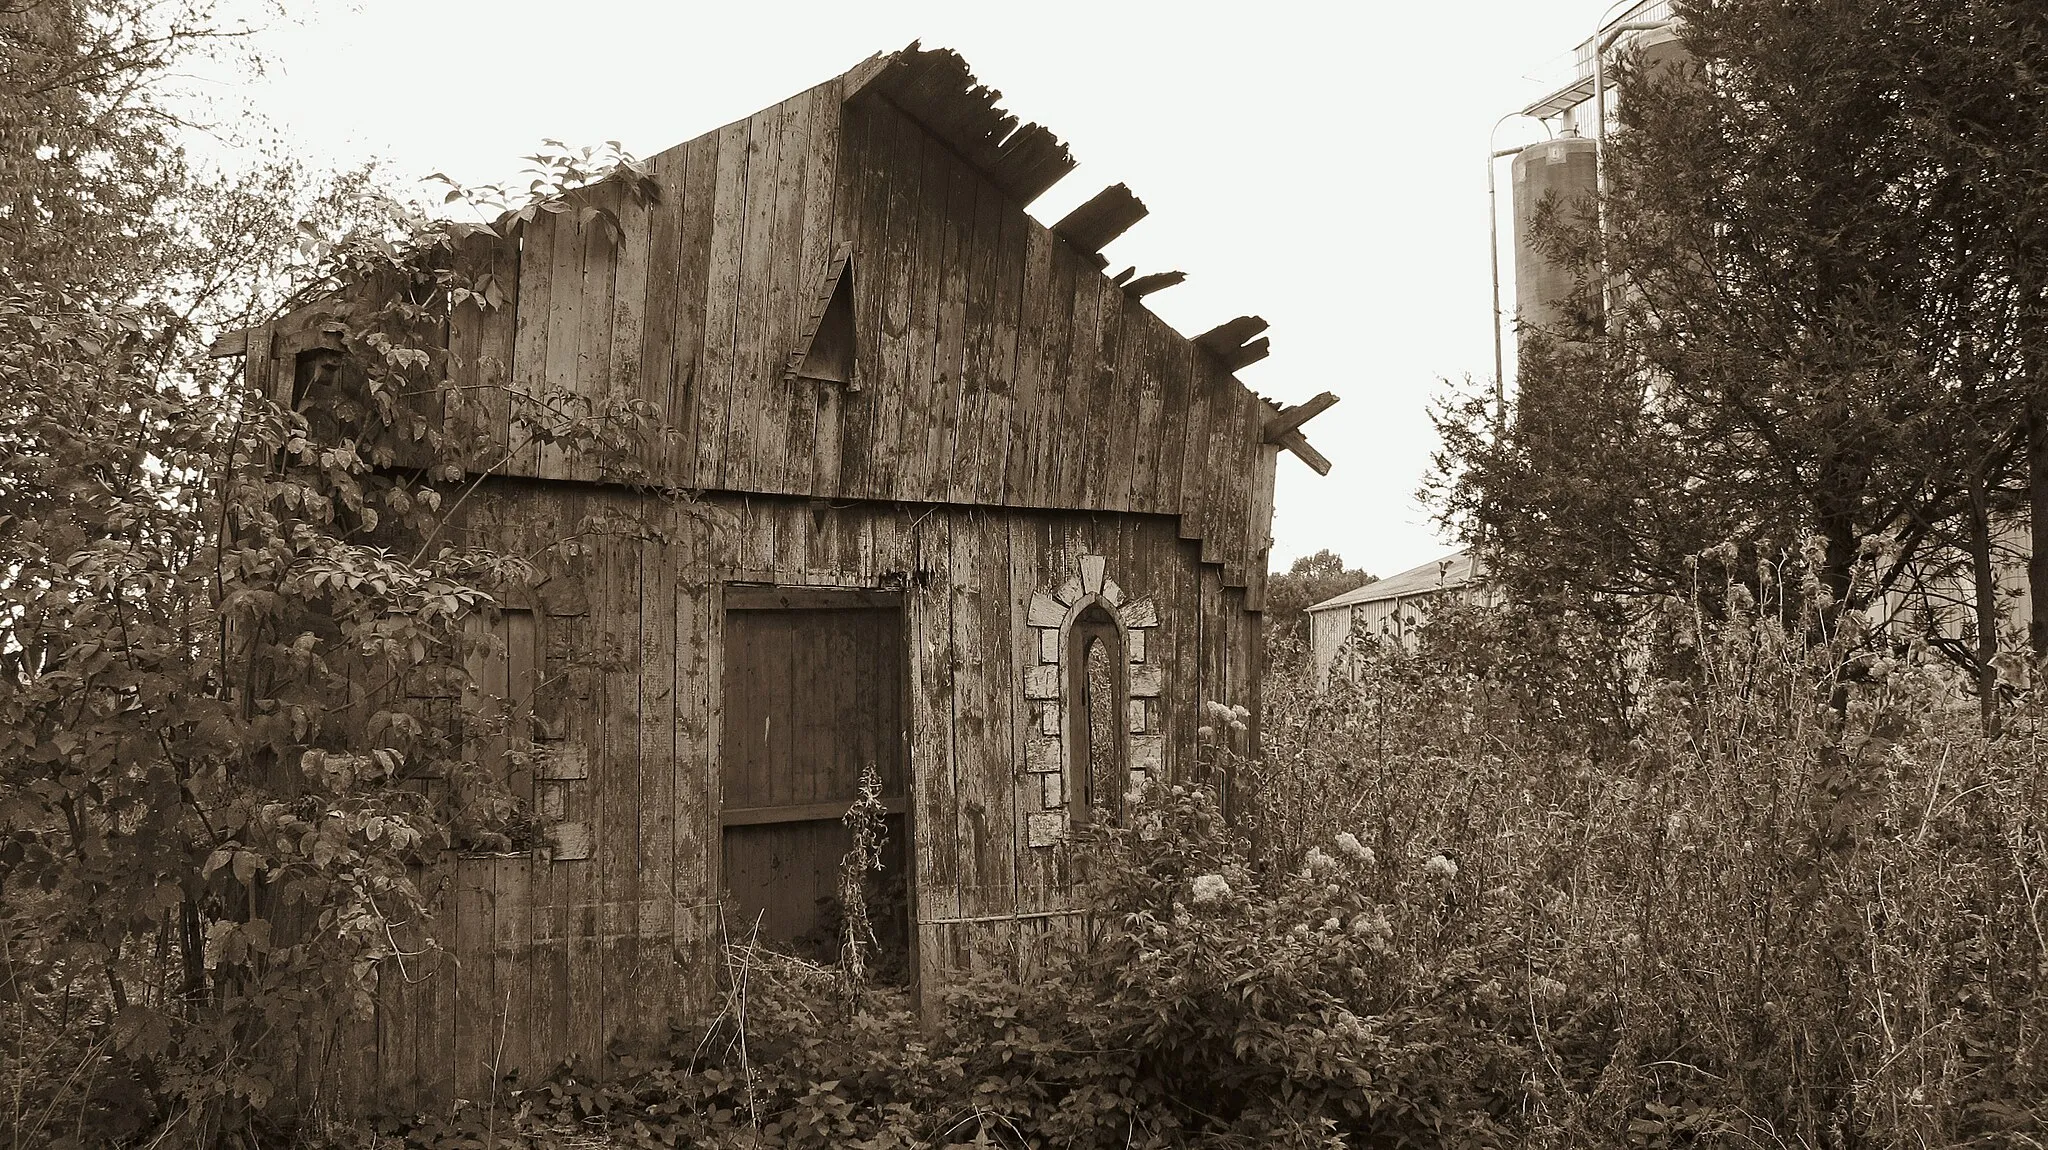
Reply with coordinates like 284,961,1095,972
1307,548,1482,613
842,41,1077,209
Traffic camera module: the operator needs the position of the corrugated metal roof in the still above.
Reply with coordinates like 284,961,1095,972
1306,549,1481,614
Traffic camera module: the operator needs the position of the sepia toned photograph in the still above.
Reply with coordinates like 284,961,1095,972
4,1,2045,1145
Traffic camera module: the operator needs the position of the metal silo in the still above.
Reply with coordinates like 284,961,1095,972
1510,135,1599,343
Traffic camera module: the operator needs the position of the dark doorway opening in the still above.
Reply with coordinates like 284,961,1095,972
719,587,911,982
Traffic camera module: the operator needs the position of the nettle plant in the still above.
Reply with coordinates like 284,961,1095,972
1,145,665,1146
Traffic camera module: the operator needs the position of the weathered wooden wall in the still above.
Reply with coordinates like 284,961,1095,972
300,483,1260,1112
383,68,1283,603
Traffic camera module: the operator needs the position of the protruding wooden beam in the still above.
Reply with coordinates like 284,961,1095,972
1122,270,1185,299
1222,337,1270,371
1052,183,1147,256
1263,391,1338,442
1195,315,1271,370
1275,430,1332,475
1195,314,1267,349
1110,265,1136,287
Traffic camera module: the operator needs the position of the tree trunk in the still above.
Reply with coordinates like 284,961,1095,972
1968,476,2003,737
2027,362,2048,668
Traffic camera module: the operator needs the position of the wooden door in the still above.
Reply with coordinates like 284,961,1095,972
719,589,910,976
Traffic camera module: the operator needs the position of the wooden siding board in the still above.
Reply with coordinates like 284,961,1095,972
1128,310,1171,514
669,133,721,487
479,239,521,473
761,91,815,494
1220,387,1256,588
1246,443,1280,611
638,146,685,482
833,100,883,499
1175,361,1218,548
863,106,923,502
722,102,787,492
995,218,1048,501
904,124,953,503
696,119,751,489
637,532,678,1033
536,206,590,480
574,195,620,484
676,571,719,1018
948,509,1017,930
1019,228,1081,505
1052,266,1099,508
949,167,1002,505
508,214,556,476
598,529,642,1064
795,93,848,494
380,895,419,1109
1105,297,1148,512
416,865,454,1106
450,859,493,1102
910,510,961,996
610,179,654,483
981,203,1028,506
1148,330,1193,515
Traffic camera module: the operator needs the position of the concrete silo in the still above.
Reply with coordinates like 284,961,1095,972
1509,135,1599,344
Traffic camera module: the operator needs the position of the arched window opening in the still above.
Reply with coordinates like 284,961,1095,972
1066,602,1127,825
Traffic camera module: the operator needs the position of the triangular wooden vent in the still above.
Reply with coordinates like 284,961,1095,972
785,242,859,390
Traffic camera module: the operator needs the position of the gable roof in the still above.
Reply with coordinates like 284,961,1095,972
1308,549,1480,614
217,44,1336,608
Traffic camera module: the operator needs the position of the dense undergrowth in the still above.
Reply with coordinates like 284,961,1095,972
313,562,2048,1150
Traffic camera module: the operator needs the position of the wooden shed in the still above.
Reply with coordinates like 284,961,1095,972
224,44,1334,1109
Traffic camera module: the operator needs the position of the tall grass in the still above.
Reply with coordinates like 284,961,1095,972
1245,577,2048,1146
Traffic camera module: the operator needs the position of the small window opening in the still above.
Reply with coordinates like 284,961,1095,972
1067,603,1127,825
787,243,859,389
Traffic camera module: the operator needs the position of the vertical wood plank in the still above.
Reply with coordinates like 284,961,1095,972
778,87,840,493
948,172,999,506
909,510,960,997
1078,275,1125,510
416,864,455,1107
674,565,717,1017
834,99,887,499
610,175,654,481
1006,227,1063,506
635,532,678,1037
1175,361,1219,549
451,858,493,1102
597,524,642,1065
1053,268,1101,507
902,123,951,503
948,509,1019,975
1246,443,1280,611
492,858,535,1095
572,195,619,483
508,212,556,476
1125,311,1169,515
379,889,419,1112
808,99,853,496
720,102,786,490
977,188,1028,507
667,132,722,488
536,207,590,480
639,144,685,483
696,118,752,489
1147,330,1194,516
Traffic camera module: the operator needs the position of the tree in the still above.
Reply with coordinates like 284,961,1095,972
1264,550,1374,653
1439,0,2048,720
0,3,651,1139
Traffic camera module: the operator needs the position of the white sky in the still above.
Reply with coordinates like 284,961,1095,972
206,0,1601,580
